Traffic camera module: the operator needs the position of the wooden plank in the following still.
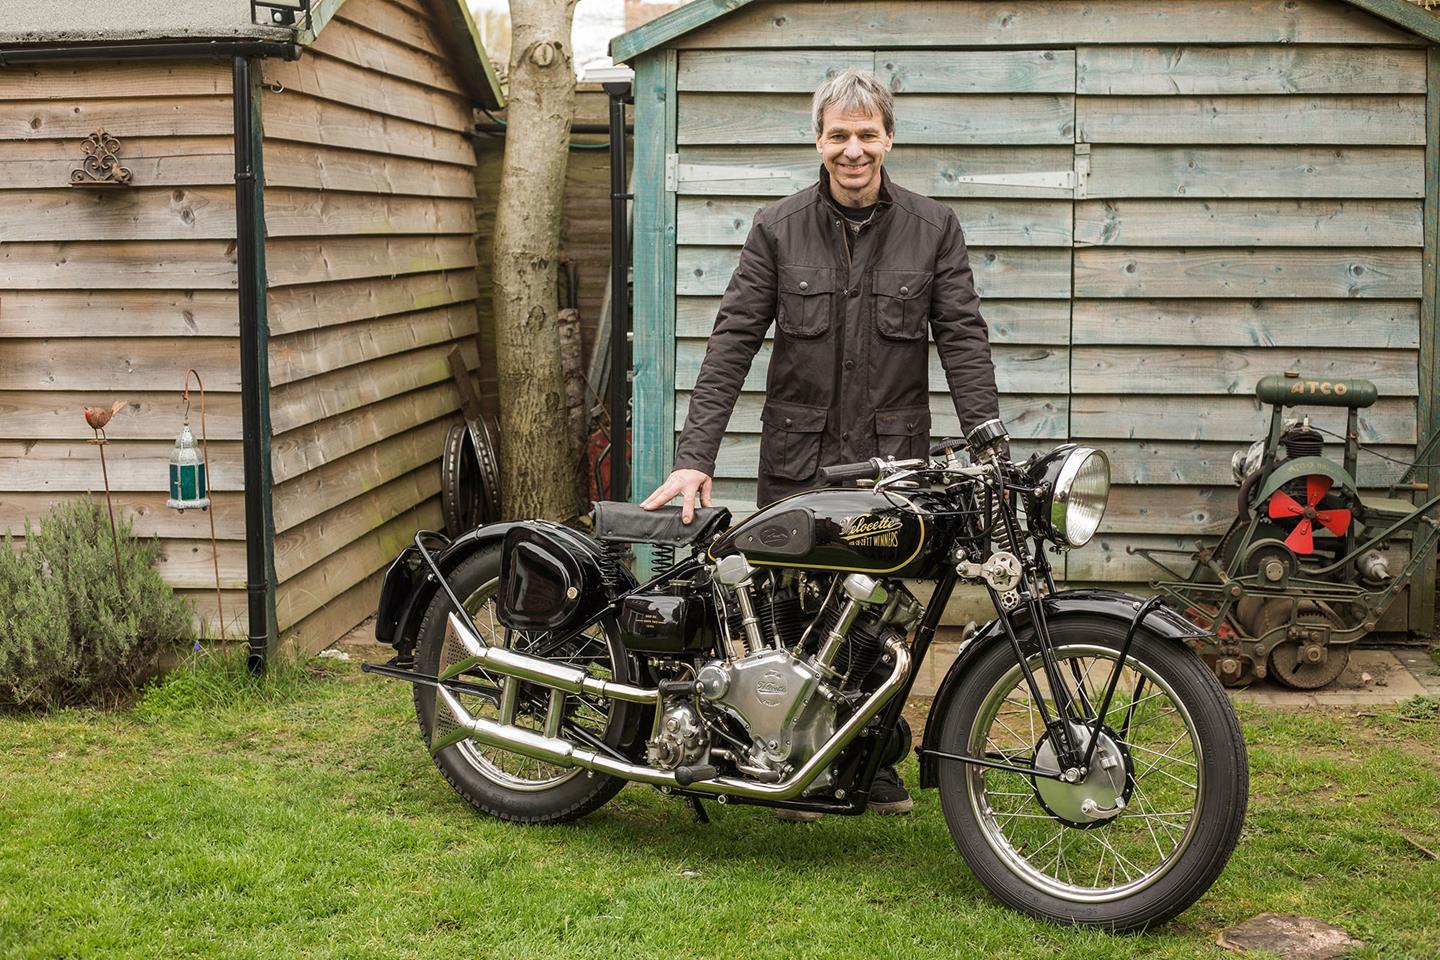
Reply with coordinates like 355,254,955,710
1074,200,1423,248
307,15,465,97
0,97,233,141
0,239,238,290
0,390,242,442
0,186,236,243
146,537,247,590
0,338,240,391
0,135,233,190
1076,45,1427,96
1072,299,1420,349
1085,145,1424,199
673,0,1418,50
677,50,874,92
264,235,477,287
263,141,476,197
678,195,1073,247
281,566,386,654
0,61,231,100
1101,485,1238,535
1071,393,1417,444
339,0,450,59
0,490,244,540
1414,43,1440,637
678,93,1075,145
274,465,439,582
261,89,475,166
269,381,458,488
1071,345,1418,395
1093,440,1415,487
677,244,1071,299
266,269,477,335
1066,534,1198,583
263,189,475,238
879,50,1076,94
675,340,1067,395
676,390,1070,440
275,499,441,632
0,439,243,491
1074,248,1422,299
268,340,476,436
271,417,452,532
678,145,1080,199
269,304,477,387
262,51,473,133
676,296,1072,344
1078,95,1424,146
0,289,238,338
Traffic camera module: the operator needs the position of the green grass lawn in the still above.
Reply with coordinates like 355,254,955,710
1,654,1437,960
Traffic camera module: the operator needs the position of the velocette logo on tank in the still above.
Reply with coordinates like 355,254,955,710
838,514,903,549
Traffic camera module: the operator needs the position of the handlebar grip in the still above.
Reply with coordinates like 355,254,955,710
818,459,881,484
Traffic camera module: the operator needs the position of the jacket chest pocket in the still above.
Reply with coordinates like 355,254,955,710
777,265,835,338
872,270,933,341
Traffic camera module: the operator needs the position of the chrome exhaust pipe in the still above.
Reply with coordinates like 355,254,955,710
435,637,911,801
441,611,660,705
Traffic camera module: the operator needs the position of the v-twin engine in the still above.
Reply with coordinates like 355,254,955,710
695,648,837,771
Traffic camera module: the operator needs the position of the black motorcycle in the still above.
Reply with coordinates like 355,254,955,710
366,419,1248,931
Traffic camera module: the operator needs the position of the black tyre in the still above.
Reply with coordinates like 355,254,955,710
413,547,634,823
936,615,1248,930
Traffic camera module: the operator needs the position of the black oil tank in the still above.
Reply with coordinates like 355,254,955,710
707,488,935,577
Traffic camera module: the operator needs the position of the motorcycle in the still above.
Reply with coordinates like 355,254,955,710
365,419,1248,931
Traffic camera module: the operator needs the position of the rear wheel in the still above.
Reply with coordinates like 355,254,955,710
413,547,634,823
936,615,1248,930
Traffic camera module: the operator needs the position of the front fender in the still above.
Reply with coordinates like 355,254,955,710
916,589,1202,788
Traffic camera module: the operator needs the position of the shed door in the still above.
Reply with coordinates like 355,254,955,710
671,49,1077,514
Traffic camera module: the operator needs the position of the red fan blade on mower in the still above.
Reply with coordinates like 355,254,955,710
1268,490,1305,519
1284,518,1315,554
1314,508,1352,536
1305,474,1333,507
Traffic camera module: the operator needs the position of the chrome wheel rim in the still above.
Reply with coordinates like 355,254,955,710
434,578,617,790
966,643,1204,903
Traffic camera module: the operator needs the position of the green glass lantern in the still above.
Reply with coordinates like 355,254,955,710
166,421,210,512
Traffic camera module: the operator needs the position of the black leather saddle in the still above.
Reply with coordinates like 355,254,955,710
591,501,731,546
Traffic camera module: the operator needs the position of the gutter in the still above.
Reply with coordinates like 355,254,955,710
0,38,298,669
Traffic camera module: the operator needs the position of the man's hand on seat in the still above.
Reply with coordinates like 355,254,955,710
640,469,713,524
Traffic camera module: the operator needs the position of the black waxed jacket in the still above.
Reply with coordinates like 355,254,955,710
673,166,1001,507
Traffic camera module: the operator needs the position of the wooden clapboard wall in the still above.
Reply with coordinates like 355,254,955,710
634,0,1430,627
261,0,482,652
0,59,247,635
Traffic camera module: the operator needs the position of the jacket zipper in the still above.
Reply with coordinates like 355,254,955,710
832,214,850,452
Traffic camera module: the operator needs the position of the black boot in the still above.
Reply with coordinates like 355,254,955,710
869,765,913,815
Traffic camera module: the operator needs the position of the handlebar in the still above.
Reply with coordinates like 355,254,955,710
818,459,884,484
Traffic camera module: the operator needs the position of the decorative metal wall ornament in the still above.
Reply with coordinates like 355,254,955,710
69,129,132,187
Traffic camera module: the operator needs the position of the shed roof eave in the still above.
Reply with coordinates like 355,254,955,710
608,0,1440,64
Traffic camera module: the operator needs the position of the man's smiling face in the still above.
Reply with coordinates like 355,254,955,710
815,103,893,207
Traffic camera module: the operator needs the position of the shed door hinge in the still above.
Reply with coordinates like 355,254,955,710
665,153,678,192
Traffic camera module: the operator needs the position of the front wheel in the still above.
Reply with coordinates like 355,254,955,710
936,615,1248,930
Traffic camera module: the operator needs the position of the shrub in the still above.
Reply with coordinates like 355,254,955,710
0,495,194,709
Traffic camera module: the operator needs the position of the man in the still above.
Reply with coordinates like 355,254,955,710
641,69,1002,816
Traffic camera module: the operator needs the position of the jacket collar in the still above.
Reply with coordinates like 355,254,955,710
816,164,895,217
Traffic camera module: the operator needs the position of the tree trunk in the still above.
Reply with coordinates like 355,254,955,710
492,0,578,521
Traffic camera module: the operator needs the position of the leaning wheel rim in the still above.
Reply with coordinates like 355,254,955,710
965,642,1204,903
434,578,615,791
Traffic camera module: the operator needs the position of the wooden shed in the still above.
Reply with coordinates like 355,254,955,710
612,0,1440,636
0,0,503,661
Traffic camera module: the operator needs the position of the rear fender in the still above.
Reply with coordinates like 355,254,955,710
916,589,1201,788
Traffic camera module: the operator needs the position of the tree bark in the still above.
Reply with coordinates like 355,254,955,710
492,0,578,521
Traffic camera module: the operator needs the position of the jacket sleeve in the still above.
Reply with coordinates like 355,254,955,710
929,211,1001,438
672,214,779,476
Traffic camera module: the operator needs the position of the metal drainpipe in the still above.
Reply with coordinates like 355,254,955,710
0,39,298,670
604,80,633,502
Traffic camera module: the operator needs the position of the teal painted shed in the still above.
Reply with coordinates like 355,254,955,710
611,0,1440,637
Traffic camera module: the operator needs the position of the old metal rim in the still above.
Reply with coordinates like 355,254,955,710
443,577,616,790
966,643,1204,903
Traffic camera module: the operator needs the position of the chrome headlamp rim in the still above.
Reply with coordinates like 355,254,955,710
1051,447,1110,548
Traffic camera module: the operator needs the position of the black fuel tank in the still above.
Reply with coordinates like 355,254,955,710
708,488,935,576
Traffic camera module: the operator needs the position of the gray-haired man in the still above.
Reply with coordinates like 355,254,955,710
642,69,1002,816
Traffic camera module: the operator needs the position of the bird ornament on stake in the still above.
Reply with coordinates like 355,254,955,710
84,400,128,595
